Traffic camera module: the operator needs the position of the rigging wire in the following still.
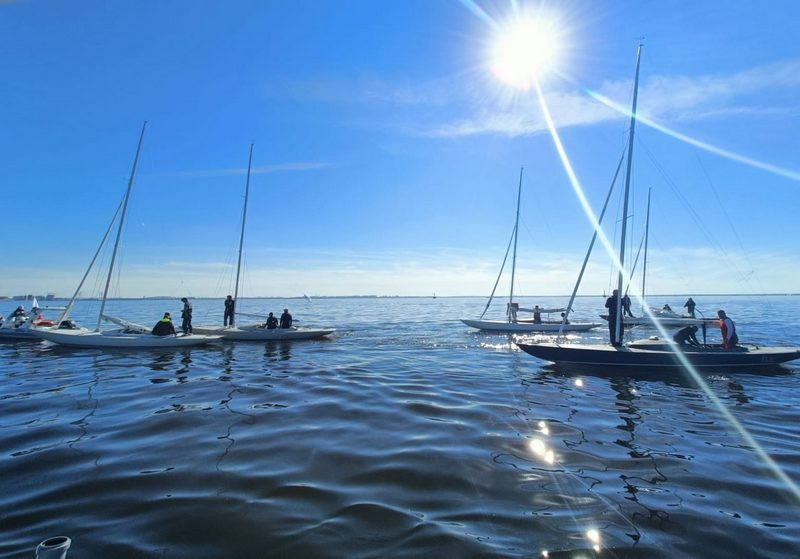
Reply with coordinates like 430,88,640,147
637,138,758,291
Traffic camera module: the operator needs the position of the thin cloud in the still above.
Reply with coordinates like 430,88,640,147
424,58,800,138
166,162,331,178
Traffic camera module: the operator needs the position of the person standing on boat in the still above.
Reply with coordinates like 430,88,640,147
605,289,621,347
152,312,177,336
684,297,696,317
265,312,278,329
224,295,235,326
280,308,293,329
533,305,542,324
621,294,634,317
673,325,701,346
717,310,739,349
180,297,193,335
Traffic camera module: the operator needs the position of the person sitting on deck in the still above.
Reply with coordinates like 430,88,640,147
560,312,570,325
673,325,701,346
717,310,739,349
152,312,177,336
265,312,278,329
662,303,673,312
279,308,293,329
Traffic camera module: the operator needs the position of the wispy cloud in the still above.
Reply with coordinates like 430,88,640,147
166,162,331,178
278,59,800,139
426,58,800,138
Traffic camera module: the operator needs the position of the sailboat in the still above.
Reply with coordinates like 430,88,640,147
193,145,334,341
461,167,602,333
599,189,717,329
35,122,221,349
0,297,61,340
516,46,800,370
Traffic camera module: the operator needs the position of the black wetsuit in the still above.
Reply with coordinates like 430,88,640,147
224,298,235,326
673,326,700,346
152,319,176,336
622,295,634,317
181,301,193,334
280,311,292,329
605,295,620,346
266,316,278,329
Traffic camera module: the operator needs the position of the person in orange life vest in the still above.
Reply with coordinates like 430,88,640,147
717,309,739,349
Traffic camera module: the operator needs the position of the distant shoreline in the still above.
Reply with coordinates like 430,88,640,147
5,293,797,301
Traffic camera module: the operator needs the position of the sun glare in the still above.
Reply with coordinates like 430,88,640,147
490,16,562,89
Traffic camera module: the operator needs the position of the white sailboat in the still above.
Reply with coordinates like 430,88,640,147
600,189,717,329
35,122,221,349
461,167,602,333
516,46,800,370
193,145,334,341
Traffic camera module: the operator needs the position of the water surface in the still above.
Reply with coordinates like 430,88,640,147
1,295,799,557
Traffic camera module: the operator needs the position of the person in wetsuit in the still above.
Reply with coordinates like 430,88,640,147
224,295,235,326
605,289,621,347
621,294,634,317
180,297,193,335
279,308,293,329
683,297,696,317
673,325,701,346
152,313,177,336
265,312,278,329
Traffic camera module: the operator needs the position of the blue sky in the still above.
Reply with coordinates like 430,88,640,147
2,0,798,298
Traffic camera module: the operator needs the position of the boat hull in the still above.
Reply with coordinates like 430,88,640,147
515,340,800,369
461,318,600,333
35,328,221,348
193,324,334,341
601,314,718,328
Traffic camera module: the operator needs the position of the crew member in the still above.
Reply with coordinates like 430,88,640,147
717,310,739,349
152,312,177,336
683,297,696,317
673,325,701,346
265,312,278,329
621,294,634,317
224,295,235,326
605,289,621,347
280,308,293,329
180,297,193,335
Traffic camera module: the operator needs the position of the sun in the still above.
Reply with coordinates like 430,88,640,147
490,16,563,89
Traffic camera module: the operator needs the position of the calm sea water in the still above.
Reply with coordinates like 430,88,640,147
1,295,799,558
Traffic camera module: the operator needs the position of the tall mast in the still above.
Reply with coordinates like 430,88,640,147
641,187,651,313
233,144,254,303
508,167,523,321
615,45,642,344
96,121,147,331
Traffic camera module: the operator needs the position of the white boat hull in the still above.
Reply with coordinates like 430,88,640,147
35,328,221,348
602,314,719,328
193,324,334,341
461,318,601,333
